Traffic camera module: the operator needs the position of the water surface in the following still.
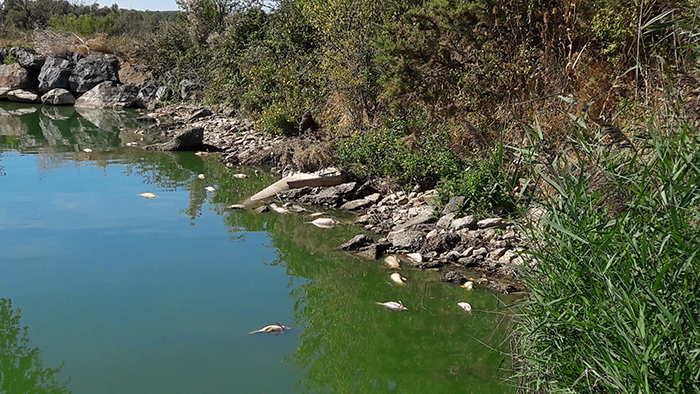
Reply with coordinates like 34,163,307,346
0,102,517,393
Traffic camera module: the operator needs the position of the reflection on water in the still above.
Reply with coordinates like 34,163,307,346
0,103,516,393
0,299,71,394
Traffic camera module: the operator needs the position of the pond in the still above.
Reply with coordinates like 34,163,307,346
0,102,517,394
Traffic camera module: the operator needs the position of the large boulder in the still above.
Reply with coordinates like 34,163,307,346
69,54,120,93
7,89,40,103
145,127,204,151
41,88,76,105
0,63,34,96
74,81,139,109
38,57,74,93
9,47,45,71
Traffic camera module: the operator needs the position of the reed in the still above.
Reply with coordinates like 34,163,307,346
513,118,700,393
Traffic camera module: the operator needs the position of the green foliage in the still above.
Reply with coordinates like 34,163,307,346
515,124,700,393
0,299,71,394
437,145,517,215
49,13,118,36
336,117,464,186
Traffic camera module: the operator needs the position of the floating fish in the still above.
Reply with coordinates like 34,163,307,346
309,212,324,217
139,192,157,199
390,272,407,285
385,255,401,269
82,148,93,153
232,173,248,179
376,301,408,311
249,322,290,334
461,281,474,290
227,204,247,210
457,302,472,312
405,252,423,263
309,218,342,228
195,151,211,156
197,174,206,179
270,203,289,214
205,186,216,192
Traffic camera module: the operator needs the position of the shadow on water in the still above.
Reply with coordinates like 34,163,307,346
0,299,71,394
0,103,517,393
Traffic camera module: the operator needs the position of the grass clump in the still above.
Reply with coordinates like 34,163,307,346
514,121,700,393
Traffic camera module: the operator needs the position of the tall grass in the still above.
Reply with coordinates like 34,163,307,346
514,119,700,393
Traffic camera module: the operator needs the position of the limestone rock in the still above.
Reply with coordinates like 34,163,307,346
442,195,465,215
7,89,40,103
74,81,139,109
477,217,508,229
451,215,477,231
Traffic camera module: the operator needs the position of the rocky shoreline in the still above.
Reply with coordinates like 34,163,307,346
139,105,529,294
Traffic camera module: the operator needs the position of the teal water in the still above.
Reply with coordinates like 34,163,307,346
0,103,517,393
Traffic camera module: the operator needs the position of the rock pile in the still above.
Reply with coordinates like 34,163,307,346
0,47,166,109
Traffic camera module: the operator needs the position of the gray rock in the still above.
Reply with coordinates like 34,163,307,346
387,230,425,251
69,54,120,93
444,250,462,262
38,57,74,93
299,182,357,207
442,195,465,215
145,127,204,151
74,81,139,109
422,232,461,254
139,84,173,110
10,47,45,71
355,243,389,260
7,89,40,103
0,47,6,64
440,271,467,284
187,108,212,122
397,205,436,229
436,212,455,228
451,215,477,231
477,217,508,229
180,79,199,99
340,198,372,211
339,234,374,251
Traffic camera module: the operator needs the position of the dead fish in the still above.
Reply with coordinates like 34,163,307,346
309,212,324,217
270,203,289,214
457,302,472,312
461,281,474,290
205,186,216,192
385,255,401,269
197,173,206,179
390,272,407,285
82,148,93,153
249,322,290,334
376,301,408,311
139,192,157,199
309,218,342,228
195,151,211,156
232,173,248,179
405,252,423,263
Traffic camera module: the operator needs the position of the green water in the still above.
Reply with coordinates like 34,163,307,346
0,102,517,394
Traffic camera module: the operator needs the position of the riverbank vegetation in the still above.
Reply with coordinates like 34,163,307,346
3,0,699,392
